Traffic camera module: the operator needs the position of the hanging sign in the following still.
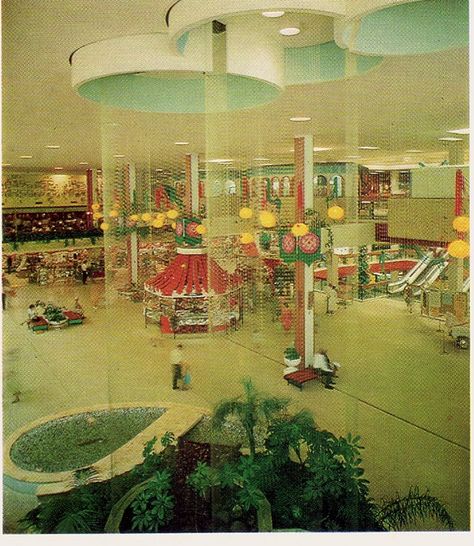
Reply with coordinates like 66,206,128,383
279,227,322,265
175,217,202,246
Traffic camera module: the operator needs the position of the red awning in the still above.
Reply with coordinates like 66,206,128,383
145,253,241,296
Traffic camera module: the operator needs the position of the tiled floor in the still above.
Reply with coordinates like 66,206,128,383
2,279,470,531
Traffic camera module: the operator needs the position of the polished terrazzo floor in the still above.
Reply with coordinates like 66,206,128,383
2,277,470,531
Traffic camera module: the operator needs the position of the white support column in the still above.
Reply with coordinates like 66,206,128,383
127,163,139,286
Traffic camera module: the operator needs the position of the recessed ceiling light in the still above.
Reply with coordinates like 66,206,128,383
313,147,333,152
346,155,361,159
358,146,379,150
206,159,233,164
113,154,126,158
280,27,300,36
438,137,463,142
54,167,63,170
262,11,285,17
405,149,423,153
79,162,89,165
175,142,189,145
290,116,311,122
45,145,60,149
155,168,164,172
20,155,33,159
447,128,469,135
2,163,12,167
253,157,270,161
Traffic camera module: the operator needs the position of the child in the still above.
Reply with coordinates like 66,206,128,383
182,365,192,390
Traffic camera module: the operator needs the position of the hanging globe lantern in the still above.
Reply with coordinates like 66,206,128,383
196,224,206,235
155,212,166,223
448,239,470,259
100,222,110,231
239,207,253,220
91,203,100,212
240,232,255,244
327,205,345,221
141,212,152,222
129,214,139,222
152,218,165,228
167,209,179,220
171,222,177,230
112,202,121,210
452,215,469,233
259,211,277,228
291,223,309,237
109,209,119,218
92,212,103,220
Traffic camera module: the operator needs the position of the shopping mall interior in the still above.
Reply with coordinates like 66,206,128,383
1,0,471,539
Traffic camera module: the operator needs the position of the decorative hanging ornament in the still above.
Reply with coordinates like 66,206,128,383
196,224,207,235
448,239,470,258
291,223,309,237
109,209,119,218
141,212,152,222
155,212,166,223
452,215,469,233
129,214,139,222
171,222,177,230
259,211,277,228
100,222,110,231
167,209,179,220
239,207,253,220
92,212,103,220
327,205,345,221
240,232,255,244
152,218,165,228
91,203,101,212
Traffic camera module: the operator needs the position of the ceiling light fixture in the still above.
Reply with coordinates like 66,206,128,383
279,27,300,36
174,141,189,145
54,167,63,170
2,163,12,167
206,159,233,164
438,137,463,142
113,154,126,158
358,146,380,150
155,168,164,172
20,155,33,159
253,157,270,161
45,145,60,149
262,11,285,17
79,162,89,165
313,147,333,152
405,149,423,153
290,116,311,122
447,128,469,135
346,155,361,159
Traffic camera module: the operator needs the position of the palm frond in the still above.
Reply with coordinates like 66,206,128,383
377,487,454,531
212,399,244,429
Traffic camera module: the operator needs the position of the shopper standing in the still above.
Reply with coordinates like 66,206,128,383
81,261,89,284
170,343,184,390
314,348,336,390
404,285,414,313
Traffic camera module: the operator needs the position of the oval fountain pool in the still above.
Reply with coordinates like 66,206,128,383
10,407,166,473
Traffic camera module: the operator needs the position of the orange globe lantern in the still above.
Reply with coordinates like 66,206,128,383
327,205,345,221
141,212,152,222
167,209,179,220
448,239,470,259
291,223,309,237
92,212,103,220
100,222,110,231
152,218,164,228
259,211,276,228
452,216,469,233
109,209,119,218
240,232,255,244
196,224,206,235
91,203,101,212
129,214,139,222
239,207,253,220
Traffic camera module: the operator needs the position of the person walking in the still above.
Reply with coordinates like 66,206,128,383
404,285,414,313
81,261,89,284
170,343,184,390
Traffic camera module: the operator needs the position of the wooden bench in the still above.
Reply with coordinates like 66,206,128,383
63,310,85,325
284,369,320,390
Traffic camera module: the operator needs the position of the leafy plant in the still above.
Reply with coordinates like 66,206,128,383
212,378,289,458
44,304,66,323
284,346,300,360
131,470,174,532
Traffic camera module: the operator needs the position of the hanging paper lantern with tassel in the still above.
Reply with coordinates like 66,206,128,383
239,207,253,220
448,239,469,258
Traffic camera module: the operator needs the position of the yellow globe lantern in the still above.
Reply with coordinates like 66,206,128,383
327,205,345,221
196,224,206,235
167,209,179,220
129,214,139,222
92,212,103,220
240,232,255,244
152,218,164,228
155,212,166,223
291,223,309,237
171,222,177,230
447,239,470,259
91,203,100,212
239,207,253,220
452,216,469,233
109,209,119,218
259,211,277,228
100,222,110,231
141,212,152,222
112,202,121,210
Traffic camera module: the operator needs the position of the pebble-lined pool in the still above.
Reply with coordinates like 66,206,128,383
10,407,166,473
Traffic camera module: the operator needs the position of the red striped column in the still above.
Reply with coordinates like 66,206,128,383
125,163,139,286
294,135,314,368
86,169,94,229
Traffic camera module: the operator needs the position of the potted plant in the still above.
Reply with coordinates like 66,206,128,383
284,346,301,368
44,304,67,328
